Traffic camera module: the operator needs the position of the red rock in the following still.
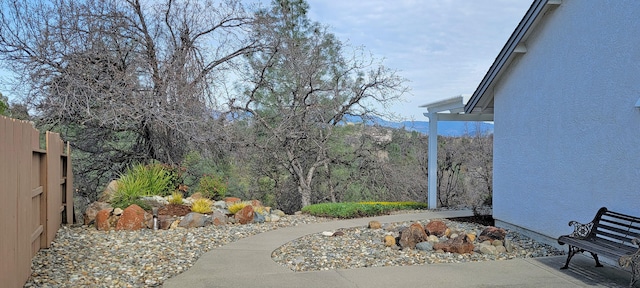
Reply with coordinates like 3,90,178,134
224,197,242,204
249,199,263,207
399,223,429,249
425,220,448,237
433,234,475,254
95,209,112,231
235,205,254,224
84,201,113,224
116,204,147,230
478,226,507,242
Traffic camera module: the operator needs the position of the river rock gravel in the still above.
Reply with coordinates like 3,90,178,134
25,212,564,287
25,215,331,287
271,218,565,272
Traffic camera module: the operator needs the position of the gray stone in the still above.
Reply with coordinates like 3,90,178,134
213,200,227,209
140,195,168,208
254,212,266,223
479,245,497,255
415,241,433,251
178,212,212,228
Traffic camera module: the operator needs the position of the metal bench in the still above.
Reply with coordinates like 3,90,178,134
558,207,640,287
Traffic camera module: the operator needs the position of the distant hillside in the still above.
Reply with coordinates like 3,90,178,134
343,115,493,136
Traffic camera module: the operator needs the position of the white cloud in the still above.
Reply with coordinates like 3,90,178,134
307,0,532,120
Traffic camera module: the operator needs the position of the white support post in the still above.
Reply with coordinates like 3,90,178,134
427,113,438,209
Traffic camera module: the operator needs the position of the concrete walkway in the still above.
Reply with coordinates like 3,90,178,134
163,210,637,288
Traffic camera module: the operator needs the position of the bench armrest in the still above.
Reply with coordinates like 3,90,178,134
567,220,594,239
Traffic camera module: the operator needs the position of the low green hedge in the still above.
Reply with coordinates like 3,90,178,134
301,201,428,218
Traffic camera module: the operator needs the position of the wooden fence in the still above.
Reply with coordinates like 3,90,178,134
0,116,73,288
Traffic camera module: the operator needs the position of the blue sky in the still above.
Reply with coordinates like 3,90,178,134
305,0,532,120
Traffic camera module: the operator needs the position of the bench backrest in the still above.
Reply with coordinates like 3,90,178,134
591,207,640,251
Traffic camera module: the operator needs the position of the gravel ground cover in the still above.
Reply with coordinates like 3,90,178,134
25,211,563,287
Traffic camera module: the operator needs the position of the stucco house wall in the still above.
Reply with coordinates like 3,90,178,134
490,0,640,244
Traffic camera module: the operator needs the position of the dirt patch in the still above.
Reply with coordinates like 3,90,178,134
157,204,192,217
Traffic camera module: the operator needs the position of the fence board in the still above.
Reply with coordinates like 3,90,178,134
17,120,32,285
0,116,19,288
0,116,73,288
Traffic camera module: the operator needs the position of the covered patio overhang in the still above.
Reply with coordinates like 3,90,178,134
421,95,494,209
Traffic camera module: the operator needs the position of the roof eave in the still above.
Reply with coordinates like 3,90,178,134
464,0,561,114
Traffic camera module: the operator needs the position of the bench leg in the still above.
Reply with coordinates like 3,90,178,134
561,245,584,269
590,252,604,267
630,260,639,288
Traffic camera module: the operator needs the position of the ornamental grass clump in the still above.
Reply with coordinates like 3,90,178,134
228,202,249,215
191,198,213,214
168,191,184,205
111,163,174,209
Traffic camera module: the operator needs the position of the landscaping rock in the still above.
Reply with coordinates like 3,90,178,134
213,200,227,209
466,233,476,242
236,205,254,224
84,202,112,225
116,204,147,230
73,195,91,225
211,211,228,226
332,231,345,237
273,209,286,217
158,215,177,230
95,209,111,231
224,197,241,205
425,220,447,237
98,179,118,202
399,223,428,249
254,212,266,223
416,241,434,251
140,195,168,208
479,244,497,255
427,235,439,243
179,212,212,228
433,234,475,254
113,208,123,216
384,235,396,247
478,226,507,242
368,221,382,229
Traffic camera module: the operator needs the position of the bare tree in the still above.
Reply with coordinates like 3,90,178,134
232,0,407,209
0,0,260,197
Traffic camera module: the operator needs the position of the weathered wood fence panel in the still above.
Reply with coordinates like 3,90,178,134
0,116,73,288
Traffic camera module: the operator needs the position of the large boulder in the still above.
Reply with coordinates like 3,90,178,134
98,180,119,203
140,195,168,208
158,215,178,230
235,205,254,224
116,204,147,230
433,234,475,254
399,223,429,249
211,211,228,226
178,212,212,228
478,226,507,242
95,209,112,231
84,202,113,225
425,220,447,237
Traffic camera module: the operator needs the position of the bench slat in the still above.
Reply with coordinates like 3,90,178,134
599,217,640,233
604,211,640,223
596,228,639,244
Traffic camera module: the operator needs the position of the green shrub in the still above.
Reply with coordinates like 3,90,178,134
301,202,428,219
111,162,174,209
197,174,227,200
